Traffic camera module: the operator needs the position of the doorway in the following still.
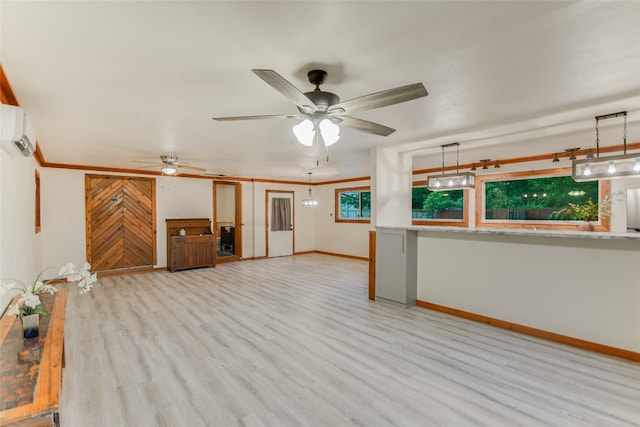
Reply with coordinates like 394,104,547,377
213,181,242,262
266,190,294,257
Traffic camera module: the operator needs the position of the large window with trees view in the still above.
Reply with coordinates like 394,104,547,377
412,184,469,226
335,187,370,223
483,176,599,221
476,168,610,231
413,187,463,219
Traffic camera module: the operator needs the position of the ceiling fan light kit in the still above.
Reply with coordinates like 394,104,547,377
427,143,475,191
293,118,340,147
134,153,207,175
572,111,640,181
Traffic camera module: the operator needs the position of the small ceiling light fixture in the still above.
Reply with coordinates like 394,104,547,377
427,142,475,191
586,149,595,159
573,111,640,181
301,172,319,207
494,160,501,168
480,159,491,170
161,165,177,175
293,118,340,147
565,148,580,160
470,163,476,171
552,153,560,163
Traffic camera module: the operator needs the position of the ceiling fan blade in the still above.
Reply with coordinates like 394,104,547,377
133,160,164,165
328,82,428,114
134,164,163,169
337,116,396,136
178,164,207,172
252,69,317,113
213,113,299,121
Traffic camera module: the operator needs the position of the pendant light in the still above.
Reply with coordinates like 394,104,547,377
573,111,640,181
302,172,318,207
427,142,475,191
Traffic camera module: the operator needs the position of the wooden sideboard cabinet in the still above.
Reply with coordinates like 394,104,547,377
166,218,215,272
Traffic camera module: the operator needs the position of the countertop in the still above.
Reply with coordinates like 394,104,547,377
378,225,640,240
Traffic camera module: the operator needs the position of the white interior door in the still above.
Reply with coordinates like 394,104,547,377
267,191,293,257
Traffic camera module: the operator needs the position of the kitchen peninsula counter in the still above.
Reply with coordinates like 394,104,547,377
375,226,640,359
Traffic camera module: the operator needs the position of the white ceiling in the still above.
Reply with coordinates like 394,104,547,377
2,1,639,181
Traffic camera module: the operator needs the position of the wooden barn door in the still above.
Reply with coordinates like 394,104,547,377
87,175,124,270
122,178,155,268
86,175,156,272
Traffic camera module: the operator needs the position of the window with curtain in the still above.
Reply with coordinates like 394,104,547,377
271,198,291,231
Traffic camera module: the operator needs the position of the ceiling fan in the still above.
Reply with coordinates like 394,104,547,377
134,154,207,175
212,69,428,140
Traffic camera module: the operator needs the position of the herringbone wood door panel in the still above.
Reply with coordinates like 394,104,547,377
88,176,124,271
86,175,156,271
123,179,154,267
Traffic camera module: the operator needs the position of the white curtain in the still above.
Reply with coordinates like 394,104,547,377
271,198,291,231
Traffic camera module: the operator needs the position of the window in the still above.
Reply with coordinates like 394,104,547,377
484,176,598,221
477,168,609,231
412,183,468,226
335,187,370,222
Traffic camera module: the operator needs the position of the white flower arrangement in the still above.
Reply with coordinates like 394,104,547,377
1,262,97,317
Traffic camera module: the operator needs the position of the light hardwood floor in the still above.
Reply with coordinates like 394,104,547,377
59,254,640,426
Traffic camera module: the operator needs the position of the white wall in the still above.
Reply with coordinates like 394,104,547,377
0,146,42,312
611,177,640,232
215,184,235,223
416,230,640,352
372,147,413,228
245,181,317,258
40,168,87,269
155,175,213,267
314,180,371,259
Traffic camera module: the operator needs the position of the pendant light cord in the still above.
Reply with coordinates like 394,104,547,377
595,111,627,157
440,142,461,175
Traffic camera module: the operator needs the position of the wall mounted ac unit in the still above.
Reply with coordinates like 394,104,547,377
1,104,37,157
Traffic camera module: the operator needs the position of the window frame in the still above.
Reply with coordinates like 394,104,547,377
411,181,469,227
475,167,611,231
35,169,41,234
335,186,371,223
